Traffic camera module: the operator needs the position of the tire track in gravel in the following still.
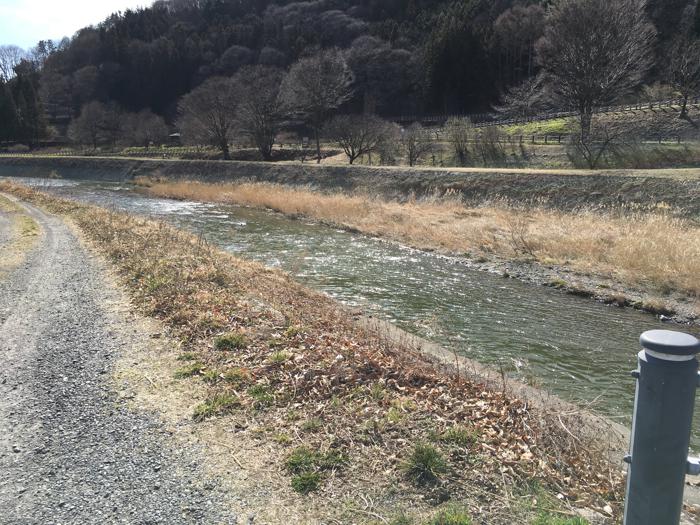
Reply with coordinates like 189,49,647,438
0,200,239,524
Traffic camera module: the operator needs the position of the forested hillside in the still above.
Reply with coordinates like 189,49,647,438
0,0,698,147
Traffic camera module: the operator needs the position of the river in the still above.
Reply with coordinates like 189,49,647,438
9,176,699,448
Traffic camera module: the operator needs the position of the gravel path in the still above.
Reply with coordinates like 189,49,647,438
0,200,238,524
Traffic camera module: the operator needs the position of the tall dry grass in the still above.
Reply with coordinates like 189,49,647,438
137,178,700,297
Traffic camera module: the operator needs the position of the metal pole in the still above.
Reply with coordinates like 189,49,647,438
623,330,700,525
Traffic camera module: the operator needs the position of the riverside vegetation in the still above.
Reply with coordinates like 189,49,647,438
0,181,619,524
135,178,700,321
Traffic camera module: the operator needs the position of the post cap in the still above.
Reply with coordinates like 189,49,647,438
640,330,700,356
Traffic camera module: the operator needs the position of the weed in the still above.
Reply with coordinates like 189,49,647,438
248,384,274,408
548,278,568,289
192,393,240,421
291,472,321,494
370,382,386,401
428,506,472,525
404,443,448,485
388,513,414,525
145,275,171,293
532,513,589,525
285,446,346,475
223,367,251,385
214,332,247,351
176,352,198,361
174,362,206,379
274,432,292,444
268,350,290,364
386,407,405,424
202,370,220,383
301,418,323,432
436,425,478,447
285,325,302,338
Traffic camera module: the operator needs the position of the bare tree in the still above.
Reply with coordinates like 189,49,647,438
492,4,546,84
376,122,402,166
399,123,433,167
666,35,700,123
233,65,285,161
568,115,648,169
122,109,169,149
0,45,26,81
280,49,354,163
496,75,548,119
323,114,389,164
177,77,238,159
444,117,472,166
536,0,656,141
68,101,109,150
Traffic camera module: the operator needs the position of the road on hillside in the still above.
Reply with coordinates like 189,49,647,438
0,199,237,524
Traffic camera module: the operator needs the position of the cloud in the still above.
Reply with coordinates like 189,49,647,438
0,0,149,48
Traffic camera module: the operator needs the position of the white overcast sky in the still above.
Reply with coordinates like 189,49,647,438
0,0,151,48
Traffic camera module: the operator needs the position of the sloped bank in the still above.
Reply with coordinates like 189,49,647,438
1,155,700,216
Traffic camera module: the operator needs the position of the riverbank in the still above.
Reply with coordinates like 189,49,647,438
2,155,700,216
0,180,621,524
135,178,700,325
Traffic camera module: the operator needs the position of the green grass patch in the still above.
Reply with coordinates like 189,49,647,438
176,352,198,361
268,350,290,364
428,505,472,525
435,425,478,447
214,331,247,351
503,117,576,137
290,472,322,494
404,443,448,485
285,446,346,493
248,384,275,408
202,370,220,383
192,393,240,421
174,361,206,379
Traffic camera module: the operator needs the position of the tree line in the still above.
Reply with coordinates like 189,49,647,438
0,0,699,160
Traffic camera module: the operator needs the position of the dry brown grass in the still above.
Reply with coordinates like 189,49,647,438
137,178,700,299
1,181,622,524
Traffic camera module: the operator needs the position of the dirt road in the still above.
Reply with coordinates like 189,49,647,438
0,199,238,524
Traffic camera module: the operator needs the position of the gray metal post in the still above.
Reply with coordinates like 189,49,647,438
623,330,700,525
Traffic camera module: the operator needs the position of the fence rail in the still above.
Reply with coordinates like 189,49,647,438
390,97,700,128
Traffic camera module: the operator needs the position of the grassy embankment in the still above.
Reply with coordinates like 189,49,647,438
0,194,40,277
0,181,617,524
136,178,700,319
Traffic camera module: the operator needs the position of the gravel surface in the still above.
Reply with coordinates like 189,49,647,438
0,201,238,524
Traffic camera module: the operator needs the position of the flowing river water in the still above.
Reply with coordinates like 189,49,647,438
8,177,700,448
